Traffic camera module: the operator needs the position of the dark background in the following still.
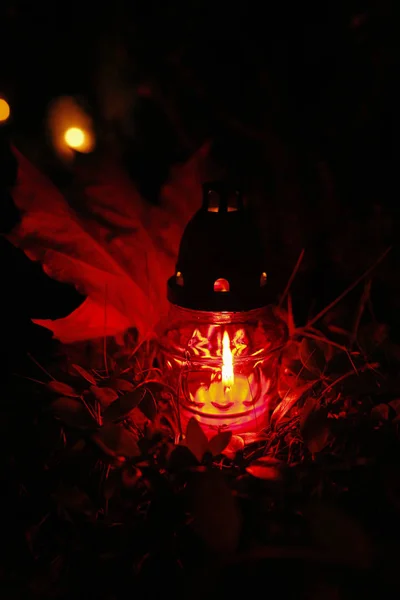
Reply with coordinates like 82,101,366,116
1,0,399,355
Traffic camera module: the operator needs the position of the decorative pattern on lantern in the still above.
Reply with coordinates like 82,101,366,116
159,182,287,437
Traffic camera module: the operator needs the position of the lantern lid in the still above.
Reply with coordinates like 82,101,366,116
167,181,272,312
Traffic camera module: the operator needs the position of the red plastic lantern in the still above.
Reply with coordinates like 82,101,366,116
158,182,287,437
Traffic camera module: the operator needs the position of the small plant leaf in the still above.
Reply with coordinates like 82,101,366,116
92,424,140,458
70,364,97,385
271,382,314,428
103,388,146,422
222,435,245,459
90,386,118,409
299,338,326,375
208,431,232,456
47,381,79,397
185,417,208,462
246,457,284,480
300,399,330,454
113,378,135,392
371,403,390,421
50,397,95,428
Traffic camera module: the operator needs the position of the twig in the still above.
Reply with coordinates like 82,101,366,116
351,279,372,346
27,353,56,381
304,246,391,330
279,249,305,308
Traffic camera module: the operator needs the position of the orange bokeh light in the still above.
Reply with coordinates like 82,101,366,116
0,98,10,122
64,127,85,149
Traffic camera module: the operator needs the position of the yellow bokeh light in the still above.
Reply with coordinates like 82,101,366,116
64,127,85,149
0,98,10,122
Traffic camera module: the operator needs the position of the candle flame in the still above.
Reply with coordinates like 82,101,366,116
222,330,234,388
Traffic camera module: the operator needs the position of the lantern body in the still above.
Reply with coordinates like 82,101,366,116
158,305,286,436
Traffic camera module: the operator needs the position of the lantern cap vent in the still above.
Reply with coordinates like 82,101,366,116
167,181,273,312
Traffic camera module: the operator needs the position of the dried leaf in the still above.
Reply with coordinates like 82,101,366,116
246,457,284,480
50,397,95,428
185,417,208,462
208,431,232,457
271,382,314,429
103,388,146,422
371,403,390,421
92,424,140,458
299,338,326,376
71,364,97,384
90,385,118,409
47,381,79,397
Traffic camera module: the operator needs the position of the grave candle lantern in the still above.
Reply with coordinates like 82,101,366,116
158,182,287,437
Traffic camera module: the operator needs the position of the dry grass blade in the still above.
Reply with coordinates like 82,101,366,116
305,246,391,330
279,249,305,308
351,279,372,346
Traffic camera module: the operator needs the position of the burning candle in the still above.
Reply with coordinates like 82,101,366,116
194,331,251,413
158,182,287,440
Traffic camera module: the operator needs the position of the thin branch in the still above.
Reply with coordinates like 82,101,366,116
304,246,391,330
279,249,305,308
